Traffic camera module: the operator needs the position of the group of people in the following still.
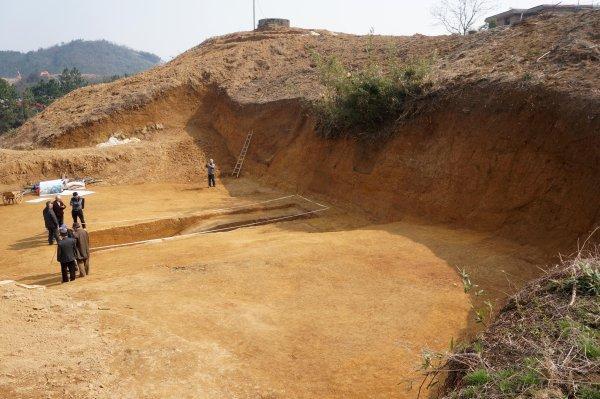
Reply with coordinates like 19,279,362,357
42,192,90,283
39,160,216,284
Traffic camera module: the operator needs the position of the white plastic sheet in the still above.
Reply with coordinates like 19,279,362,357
26,190,95,204
38,179,63,195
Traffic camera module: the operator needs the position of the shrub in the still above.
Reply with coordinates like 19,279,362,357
311,51,431,140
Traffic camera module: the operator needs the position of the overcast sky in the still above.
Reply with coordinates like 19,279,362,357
0,0,594,60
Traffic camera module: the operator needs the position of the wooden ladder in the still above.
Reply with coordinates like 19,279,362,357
231,132,253,178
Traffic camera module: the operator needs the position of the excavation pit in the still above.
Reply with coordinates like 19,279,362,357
1,182,549,398
89,197,326,251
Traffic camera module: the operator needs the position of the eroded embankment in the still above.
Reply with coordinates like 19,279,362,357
195,83,600,250
0,85,235,186
1,82,598,251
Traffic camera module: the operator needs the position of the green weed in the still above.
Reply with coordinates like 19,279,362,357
463,369,491,386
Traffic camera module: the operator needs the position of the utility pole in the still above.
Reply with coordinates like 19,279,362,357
253,0,256,29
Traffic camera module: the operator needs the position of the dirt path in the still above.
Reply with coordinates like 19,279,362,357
0,178,545,398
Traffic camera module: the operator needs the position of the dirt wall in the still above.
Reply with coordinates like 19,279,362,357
1,83,598,250
196,84,600,249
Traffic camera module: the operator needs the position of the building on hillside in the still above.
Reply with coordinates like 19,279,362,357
257,18,290,30
485,4,597,27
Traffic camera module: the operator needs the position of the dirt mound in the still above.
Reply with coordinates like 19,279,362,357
0,12,598,251
0,281,113,398
1,11,598,149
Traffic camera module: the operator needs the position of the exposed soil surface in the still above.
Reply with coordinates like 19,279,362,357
1,12,598,149
0,281,113,399
0,179,545,398
0,11,598,399
0,13,598,251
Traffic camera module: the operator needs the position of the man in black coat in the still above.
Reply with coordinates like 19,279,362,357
52,195,66,226
57,229,78,283
43,201,60,245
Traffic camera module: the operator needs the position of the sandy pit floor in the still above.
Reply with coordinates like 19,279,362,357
0,177,546,398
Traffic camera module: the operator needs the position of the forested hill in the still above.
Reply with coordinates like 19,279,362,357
0,40,162,77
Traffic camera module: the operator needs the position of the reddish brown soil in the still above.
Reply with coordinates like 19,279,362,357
0,180,545,398
0,12,598,250
0,11,598,399
1,12,598,149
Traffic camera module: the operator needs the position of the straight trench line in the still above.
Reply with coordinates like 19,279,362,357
91,206,329,253
296,194,328,209
91,204,329,252
92,194,297,226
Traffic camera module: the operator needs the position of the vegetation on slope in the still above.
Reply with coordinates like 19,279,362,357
311,47,432,140
0,78,24,133
0,39,161,77
3,12,597,150
426,252,600,399
0,68,88,134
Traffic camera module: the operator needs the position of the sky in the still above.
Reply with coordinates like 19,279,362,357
0,0,595,60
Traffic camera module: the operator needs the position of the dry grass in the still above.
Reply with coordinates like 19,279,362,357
424,248,600,399
2,11,599,149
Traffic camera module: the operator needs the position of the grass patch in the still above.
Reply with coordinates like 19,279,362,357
557,259,600,296
581,334,600,360
422,253,600,399
579,385,600,399
310,49,432,140
463,369,490,386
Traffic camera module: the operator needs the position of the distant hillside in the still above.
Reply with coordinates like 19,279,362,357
0,40,162,78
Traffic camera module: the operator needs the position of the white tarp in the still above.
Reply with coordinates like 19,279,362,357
65,181,86,191
26,190,95,204
38,179,63,195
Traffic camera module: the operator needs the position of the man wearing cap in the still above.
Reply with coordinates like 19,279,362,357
70,192,86,228
72,222,90,277
57,228,78,282
43,201,60,245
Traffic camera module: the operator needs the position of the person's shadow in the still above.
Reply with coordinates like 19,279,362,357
18,273,62,287
8,232,49,250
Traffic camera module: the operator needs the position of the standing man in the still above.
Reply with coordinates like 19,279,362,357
206,158,216,188
52,195,66,226
72,222,90,277
43,201,60,245
57,228,78,283
70,192,86,228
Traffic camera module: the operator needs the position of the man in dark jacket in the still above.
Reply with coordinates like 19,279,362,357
72,222,90,277
43,201,60,245
52,195,66,226
57,229,78,282
70,192,86,228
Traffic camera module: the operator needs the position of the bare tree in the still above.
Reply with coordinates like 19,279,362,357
431,0,496,35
